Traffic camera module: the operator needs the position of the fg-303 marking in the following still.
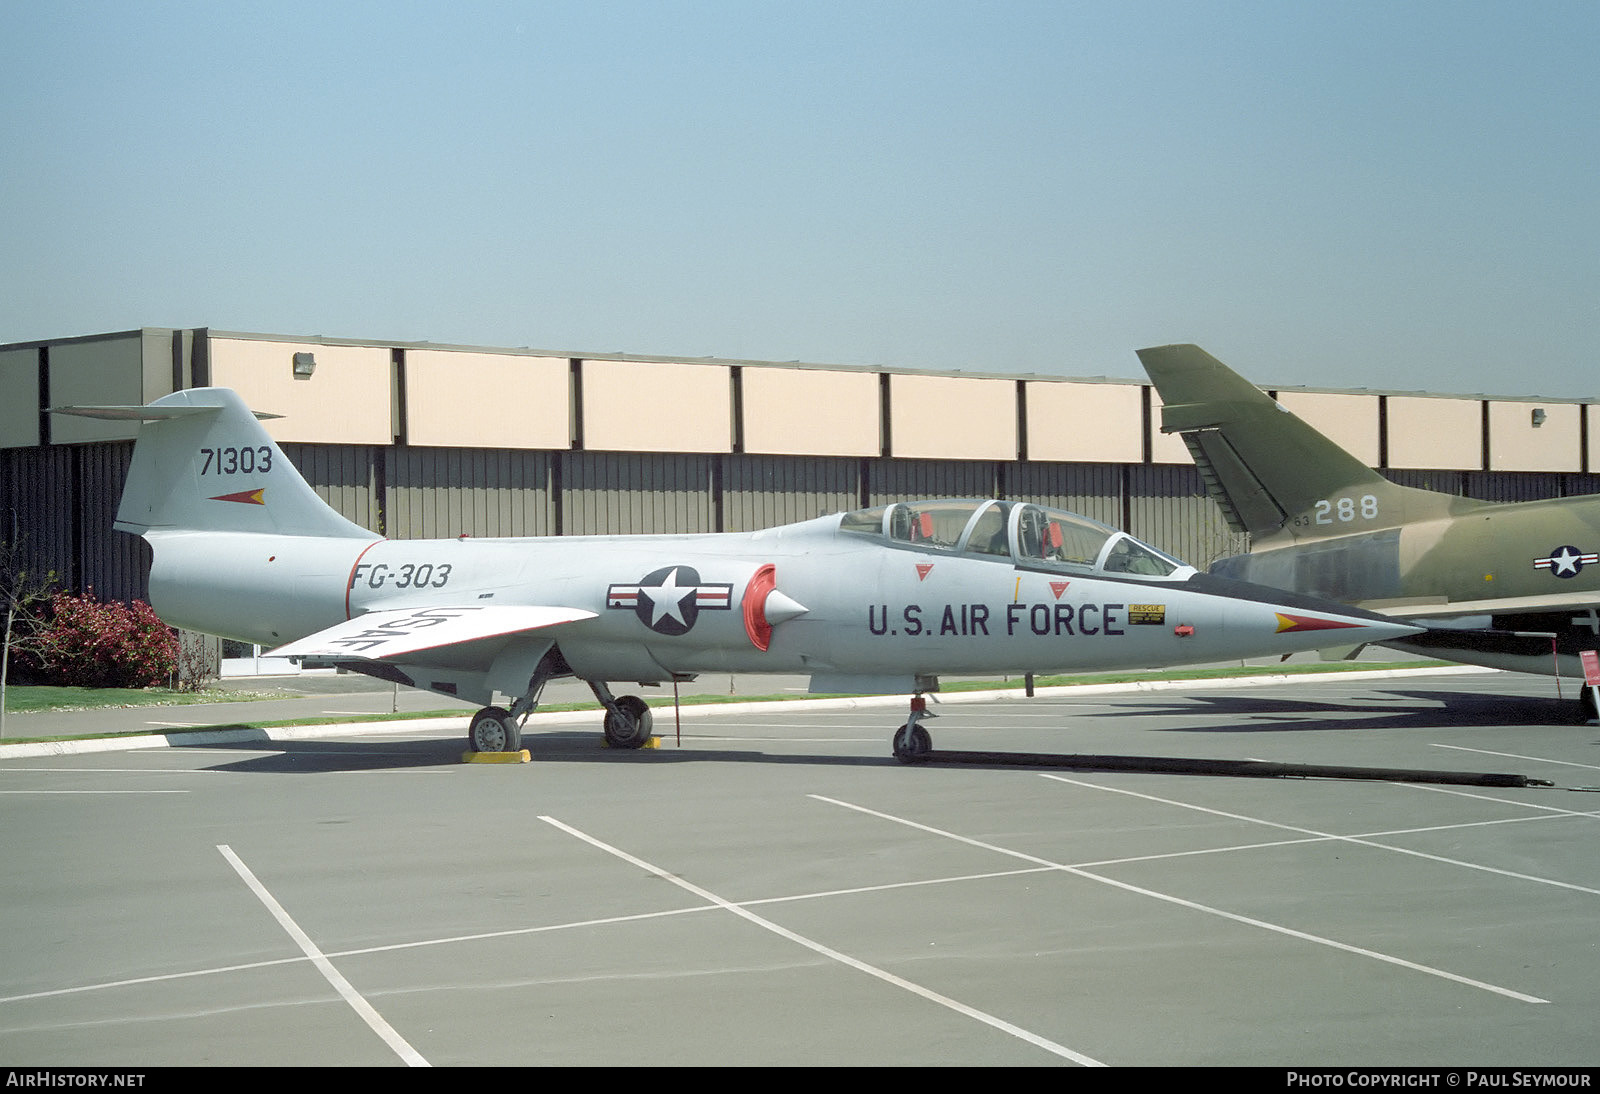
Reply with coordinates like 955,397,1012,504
351,562,454,590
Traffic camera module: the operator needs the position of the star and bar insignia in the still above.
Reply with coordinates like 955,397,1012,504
1534,545,1599,579
607,565,733,636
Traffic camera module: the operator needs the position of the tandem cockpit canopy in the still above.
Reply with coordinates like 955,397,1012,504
838,499,1194,579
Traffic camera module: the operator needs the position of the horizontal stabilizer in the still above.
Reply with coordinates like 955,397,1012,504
52,404,283,422
1361,591,1600,618
271,604,596,661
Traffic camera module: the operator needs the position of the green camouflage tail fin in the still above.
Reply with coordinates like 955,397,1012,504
1137,344,1453,538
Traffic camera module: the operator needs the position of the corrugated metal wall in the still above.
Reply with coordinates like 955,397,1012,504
1383,469,1467,494
1,446,76,587
1005,462,1122,526
0,443,147,602
1466,471,1568,503
1126,464,1251,570
76,443,146,601
5,439,1597,601
1565,474,1600,498
722,454,859,531
561,452,715,535
867,458,999,503
279,444,382,533
385,447,553,539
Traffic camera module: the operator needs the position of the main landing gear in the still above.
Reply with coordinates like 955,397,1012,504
892,693,936,763
465,683,656,753
469,706,522,753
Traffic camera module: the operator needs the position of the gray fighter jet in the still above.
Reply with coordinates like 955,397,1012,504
57,387,1422,759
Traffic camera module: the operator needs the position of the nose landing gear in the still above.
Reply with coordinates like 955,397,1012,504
590,681,655,749
892,694,936,763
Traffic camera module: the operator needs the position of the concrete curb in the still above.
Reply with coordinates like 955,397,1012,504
0,665,1493,760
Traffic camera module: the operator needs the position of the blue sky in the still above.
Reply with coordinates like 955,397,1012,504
2,1,1594,397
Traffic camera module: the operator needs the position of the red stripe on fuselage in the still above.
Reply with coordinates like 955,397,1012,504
344,540,386,619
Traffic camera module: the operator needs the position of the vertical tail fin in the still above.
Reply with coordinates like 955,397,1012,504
1137,344,1455,538
54,388,375,539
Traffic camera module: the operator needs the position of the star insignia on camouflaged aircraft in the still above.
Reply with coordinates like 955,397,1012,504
1534,546,1598,579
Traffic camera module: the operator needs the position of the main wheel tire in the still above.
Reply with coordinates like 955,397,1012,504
892,723,932,763
469,706,520,753
603,695,654,749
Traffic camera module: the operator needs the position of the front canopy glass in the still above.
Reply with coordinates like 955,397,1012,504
838,499,1190,579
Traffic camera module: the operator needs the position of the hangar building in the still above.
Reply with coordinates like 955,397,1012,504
3,327,1596,669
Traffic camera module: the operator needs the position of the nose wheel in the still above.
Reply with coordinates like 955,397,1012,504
603,694,654,749
587,680,655,749
892,694,935,762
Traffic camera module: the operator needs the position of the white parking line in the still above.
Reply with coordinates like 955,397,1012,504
1043,775,1600,897
217,844,430,1067
539,814,1105,1066
1431,742,1600,772
813,793,1548,1005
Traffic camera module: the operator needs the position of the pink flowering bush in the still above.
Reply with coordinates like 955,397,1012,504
30,591,179,688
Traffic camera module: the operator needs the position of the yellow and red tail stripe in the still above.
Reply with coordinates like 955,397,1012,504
208,488,265,505
1275,612,1362,633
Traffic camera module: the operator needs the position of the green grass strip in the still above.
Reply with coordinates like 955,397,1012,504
0,660,1455,746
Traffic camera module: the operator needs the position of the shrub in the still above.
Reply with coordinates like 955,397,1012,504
31,591,179,688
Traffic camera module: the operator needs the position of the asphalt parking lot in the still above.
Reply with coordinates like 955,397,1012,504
1,667,1596,1067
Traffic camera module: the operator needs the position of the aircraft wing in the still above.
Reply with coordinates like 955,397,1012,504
269,604,596,662
1358,590,1600,619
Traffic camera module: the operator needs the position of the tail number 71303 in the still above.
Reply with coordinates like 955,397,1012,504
200,446,273,476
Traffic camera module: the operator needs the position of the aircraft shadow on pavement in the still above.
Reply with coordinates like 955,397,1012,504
179,688,1592,775
1098,688,1584,732
184,731,898,775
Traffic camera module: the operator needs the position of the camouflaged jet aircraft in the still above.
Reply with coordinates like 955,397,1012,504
1140,344,1600,699
57,386,1424,759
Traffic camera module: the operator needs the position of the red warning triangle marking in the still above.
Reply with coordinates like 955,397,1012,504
915,563,934,581
1049,581,1070,599
209,489,265,505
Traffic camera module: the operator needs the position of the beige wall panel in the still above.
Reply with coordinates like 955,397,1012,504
1025,381,1142,462
888,374,1015,460
581,360,731,453
208,338,391,444
0,349,39,447
48,335,147,443
1488,400,1580,472
406,350,569,449
741,367,878,456
1387,396,1481,470
1590,408,1600,474
1148,389,1197,465
139,328,180,403
1275,391,1381,465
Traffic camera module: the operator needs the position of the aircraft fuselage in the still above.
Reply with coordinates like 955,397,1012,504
148,513,1401,692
